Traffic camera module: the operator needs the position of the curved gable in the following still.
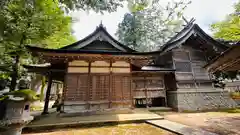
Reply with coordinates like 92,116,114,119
161,23,229,53
60,24,136,52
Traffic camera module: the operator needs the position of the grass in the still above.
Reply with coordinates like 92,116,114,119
151,108,240,116
30,105,43,111
216,108,240,113
184,108,240,113
23,123,176,135
174,108,240,114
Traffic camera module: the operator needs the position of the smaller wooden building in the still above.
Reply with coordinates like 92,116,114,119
205,43,240,72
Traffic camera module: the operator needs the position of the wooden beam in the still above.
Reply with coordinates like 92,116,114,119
42,72,53,115
212,55,240,72
218,56,240,71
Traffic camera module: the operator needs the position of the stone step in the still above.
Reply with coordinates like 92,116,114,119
148,107,172,112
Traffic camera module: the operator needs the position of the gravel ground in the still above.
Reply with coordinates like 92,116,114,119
161,112,240,135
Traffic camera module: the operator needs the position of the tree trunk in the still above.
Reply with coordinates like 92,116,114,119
10,55,20,91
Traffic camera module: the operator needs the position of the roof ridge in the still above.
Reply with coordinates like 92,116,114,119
159,23,229,53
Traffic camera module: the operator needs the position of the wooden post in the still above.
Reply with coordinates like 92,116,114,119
42,72,53,115
87,61,91,110
109,60,112,108
130,75,133,108
129,60,134,109
163,74,167,107
144,76,148,108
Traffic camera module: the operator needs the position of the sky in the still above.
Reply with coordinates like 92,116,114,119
71,0,238,40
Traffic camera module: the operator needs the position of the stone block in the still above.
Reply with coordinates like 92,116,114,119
167,90,237,111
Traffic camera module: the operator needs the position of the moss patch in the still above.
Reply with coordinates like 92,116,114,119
0,89,39,102
23,123,176,135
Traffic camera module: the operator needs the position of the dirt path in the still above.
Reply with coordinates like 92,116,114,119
163,112,240,135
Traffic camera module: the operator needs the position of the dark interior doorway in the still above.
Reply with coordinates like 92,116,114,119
152,97,165,107
134,97,166,108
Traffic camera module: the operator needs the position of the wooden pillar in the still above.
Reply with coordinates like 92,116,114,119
129,60,134,108
144,76,148,108
87,61,91,110
163,74,167,107
42,72,53,115
109,60,112,108
130,75,133,108
121,75,124,105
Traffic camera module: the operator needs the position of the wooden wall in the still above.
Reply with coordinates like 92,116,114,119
63,60,132,111
172,46,213,89
132,74,166,99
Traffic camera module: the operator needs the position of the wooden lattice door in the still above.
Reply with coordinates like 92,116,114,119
111,74,131,107
89,75,110,101
65,74,88,101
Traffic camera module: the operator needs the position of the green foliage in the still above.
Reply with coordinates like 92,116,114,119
1,0,126,13
211,1,240,41
0,0,74,48
128,0,149,13
215,71,239,80
0,0,76,90
230,92,240,99
214,71,239,81
40,23,76,49
116,0,191,51
59,0,125,13
216,108,240,113
0,89,39,102
213,71,239,88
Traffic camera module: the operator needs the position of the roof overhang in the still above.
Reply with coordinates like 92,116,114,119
26,45,162,63
23,64,65,73
204,45,240,72
132,66,175,74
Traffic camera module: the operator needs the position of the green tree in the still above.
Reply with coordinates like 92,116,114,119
1,0,126,13
60,0,125,12
39,23,76,49
0,0,75,90
116,0,190,51
211,1,240,41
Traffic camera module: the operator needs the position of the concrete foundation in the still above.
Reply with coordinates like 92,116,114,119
61,101,133,116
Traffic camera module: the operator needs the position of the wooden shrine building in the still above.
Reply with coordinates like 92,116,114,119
25,22,237,114
26,24,174,115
